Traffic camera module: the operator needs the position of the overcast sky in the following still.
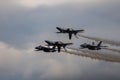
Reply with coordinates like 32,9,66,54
0,0,120,80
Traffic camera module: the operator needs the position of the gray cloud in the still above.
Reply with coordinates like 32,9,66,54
0,0,120,47
0,0,120,80
0,42,120,80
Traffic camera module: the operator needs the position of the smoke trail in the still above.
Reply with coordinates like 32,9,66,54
104,48,120,54
62,47,120,63
68,47,120,58
78,34,120,46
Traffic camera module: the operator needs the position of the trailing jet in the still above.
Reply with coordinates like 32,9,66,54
80,41,107,50
35,45,56,52
45,40,73,52
56,27,84,40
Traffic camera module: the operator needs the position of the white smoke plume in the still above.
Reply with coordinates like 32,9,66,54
104,48,120,54
62,47,120,63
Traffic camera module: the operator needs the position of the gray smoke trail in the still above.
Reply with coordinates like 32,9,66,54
78,34,120,46
62,47,120,63
68,47,119,58
104,48,120,54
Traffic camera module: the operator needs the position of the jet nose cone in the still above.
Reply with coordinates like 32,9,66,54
35,47,39,49
45,40,47,42
35,47,37,49
80,44,84,48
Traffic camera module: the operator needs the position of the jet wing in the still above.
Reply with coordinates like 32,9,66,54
56,27,66,33
45,40,55,45
63,43,73,48
74,30,84,33
65,43,73,45
56,27,64,32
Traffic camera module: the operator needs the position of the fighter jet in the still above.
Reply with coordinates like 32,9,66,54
45,40,73,52
56,27,84,40
80,41,107,50
35,45,56,52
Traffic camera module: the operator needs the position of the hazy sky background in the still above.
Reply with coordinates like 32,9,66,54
0,0,120,80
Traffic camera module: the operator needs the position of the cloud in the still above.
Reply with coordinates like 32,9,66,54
0,41,120,80
0,41,81,80
15,0,104,8
0,0,115,9
16,0,66,8
0,0,120,80
0,41,64,79
0,0,120,52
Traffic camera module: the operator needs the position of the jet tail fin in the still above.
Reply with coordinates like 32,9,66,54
97,41,102,47
74,31,80,39
58,46,61,53
69,33,72,40
74,32,79,39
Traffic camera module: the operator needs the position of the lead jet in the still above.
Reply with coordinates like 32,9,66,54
35,45,56,52
80,41,107,50
45,40,73,52
56,27,84,40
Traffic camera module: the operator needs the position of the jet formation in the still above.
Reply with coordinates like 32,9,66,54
35,27,106,53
